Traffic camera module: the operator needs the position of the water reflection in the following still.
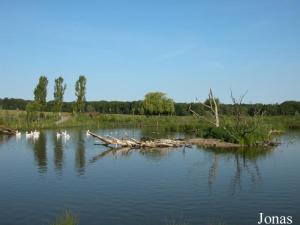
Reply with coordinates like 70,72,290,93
0,135,12,144
75,130,85,175
139,148,173,160
1,130,299,225
19,128,277,187
89,146,174,163
204,147,274,195
32,132,47,173
53,133,64,173
90,147,132,163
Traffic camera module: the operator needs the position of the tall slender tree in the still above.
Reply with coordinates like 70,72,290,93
75,75,87,113
53,76,67,113
34,76,48,112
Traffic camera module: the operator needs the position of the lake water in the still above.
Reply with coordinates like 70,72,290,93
0,128,299,225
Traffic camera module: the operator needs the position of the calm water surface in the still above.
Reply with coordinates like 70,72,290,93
0,128,299,225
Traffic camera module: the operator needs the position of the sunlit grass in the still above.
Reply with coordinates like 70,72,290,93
50,210,79,225
1,109,299,145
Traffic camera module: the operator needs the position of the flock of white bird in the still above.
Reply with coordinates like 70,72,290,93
56,131,71,139
13,130,41,139
15,130,91,140
25,130,40,139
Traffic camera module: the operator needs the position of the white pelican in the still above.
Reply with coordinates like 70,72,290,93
16,130,21,138
33,132,40,139
57,131,70,139
33,130,40,136
26,131,33,138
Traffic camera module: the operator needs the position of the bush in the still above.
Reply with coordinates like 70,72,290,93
202,126,235,143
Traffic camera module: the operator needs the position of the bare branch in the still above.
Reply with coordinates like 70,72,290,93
189,88,220,127
188,105,217,126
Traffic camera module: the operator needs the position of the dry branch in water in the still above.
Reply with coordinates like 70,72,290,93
88,131,184,149
88,131,244,151
0,126,17,135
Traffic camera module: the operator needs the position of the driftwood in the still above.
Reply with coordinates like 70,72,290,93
88,131,184,149
88,131,281,163
88,131,242,150
0,126,17,135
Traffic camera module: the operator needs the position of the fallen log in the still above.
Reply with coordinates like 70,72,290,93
0,126,17,135
88,131,184,149
88,131,279,150
89,132,140,148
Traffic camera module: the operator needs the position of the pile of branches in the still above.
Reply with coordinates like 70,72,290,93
88,132,184,149
0,126,17,135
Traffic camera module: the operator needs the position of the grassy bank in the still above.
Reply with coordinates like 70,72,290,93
1,110,300,145
0,110,202,130
2,109,299,129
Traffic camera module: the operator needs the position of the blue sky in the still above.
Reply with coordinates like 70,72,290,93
0,0,299,103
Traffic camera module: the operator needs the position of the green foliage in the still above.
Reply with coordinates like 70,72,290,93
1,97,300,116
34,76,48,112
1,108,299,144
204,97,220,106
74,75,87,113
53,77,66,113
26,101,40,123
50,210,79,225
202,126,236,143
142,92,175,115
223,122,270,146
86,104,96,113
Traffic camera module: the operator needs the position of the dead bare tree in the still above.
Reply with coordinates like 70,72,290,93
189,88,220,127
224,89,266,145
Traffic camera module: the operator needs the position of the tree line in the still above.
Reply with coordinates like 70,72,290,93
1,98,299,116
0,75,299,116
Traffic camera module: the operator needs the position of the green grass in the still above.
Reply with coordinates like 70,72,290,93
50,210,79,225
1,109,299,145
0,110,202,130
0,110,59,130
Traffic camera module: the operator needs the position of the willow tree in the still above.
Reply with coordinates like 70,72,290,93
53,76,67,114
142,92,175,115
34,76,48,112
74,75,87,113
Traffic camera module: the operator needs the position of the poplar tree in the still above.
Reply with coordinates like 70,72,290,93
53,76,67,113
34,76,48,112
75,75,87,113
